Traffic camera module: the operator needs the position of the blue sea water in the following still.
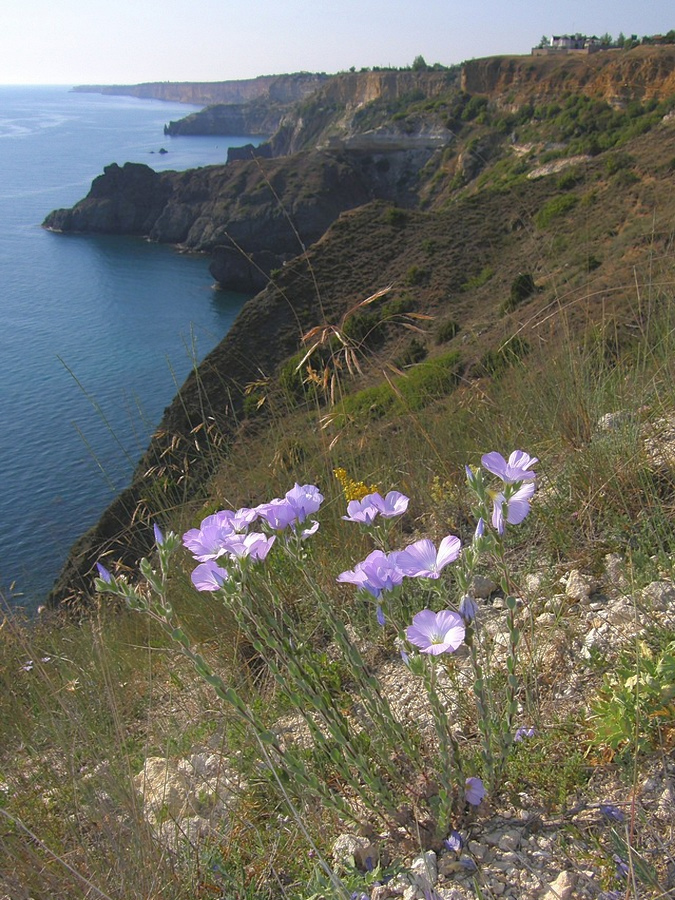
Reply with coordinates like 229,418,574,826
0,86,258,609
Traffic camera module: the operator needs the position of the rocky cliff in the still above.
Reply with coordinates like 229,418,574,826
163,99,285,136
43,146,434,292
461,44,675,107
73,73,332,106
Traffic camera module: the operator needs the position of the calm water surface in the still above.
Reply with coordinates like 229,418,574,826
0,86,258,607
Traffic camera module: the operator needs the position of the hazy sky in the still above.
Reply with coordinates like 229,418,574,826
2,0,673,85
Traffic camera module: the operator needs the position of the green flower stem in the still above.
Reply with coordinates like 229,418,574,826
423,658,464,827
463,620,496,789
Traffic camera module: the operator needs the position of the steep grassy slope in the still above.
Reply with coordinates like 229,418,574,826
46,47,675,603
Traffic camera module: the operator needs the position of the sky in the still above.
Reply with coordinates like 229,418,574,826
1,0,673,85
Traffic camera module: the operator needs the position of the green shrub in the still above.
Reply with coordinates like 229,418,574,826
384,206,409,229
405,264,429,286
535,194,578,229
478,336,530,376
435,317,460,344
339,350,463,422
500,272,537,314
461,265,494,291
556,170,582,190
394,338,428,368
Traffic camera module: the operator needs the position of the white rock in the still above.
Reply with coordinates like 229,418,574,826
605,599,637,625
525,573,545,594
410,850,438,888
134,757,191,819
642,581,675,610
542,870,576,900
331,833,377,870
471,575,497,598
565,569,595,602
497,830,521,851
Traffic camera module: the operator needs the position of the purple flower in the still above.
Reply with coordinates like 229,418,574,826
343,490,409,524
337,549,404,598
256,498,299,531
371,490,409,518
299,519,320,539
444,830,464,852
376,604,386,626
600,803,624,823
191,561,229,591
406,609,465,655
153,523,164,546
257,484,323,532
342,496,380,525
613,854,629,878
514,726,535,742
474,517,485,539
397,535,461,579
222,531,276,561
465,776,485,806
491,481,535,535
183,515,236,561
481,450,538,483
459,595,479,623
96,562,112,583
285,482,323,522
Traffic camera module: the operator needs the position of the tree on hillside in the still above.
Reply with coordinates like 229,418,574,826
412,55,429,71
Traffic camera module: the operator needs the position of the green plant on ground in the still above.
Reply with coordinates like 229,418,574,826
589,631,675,758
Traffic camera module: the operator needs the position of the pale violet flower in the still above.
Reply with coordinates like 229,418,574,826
191,560,229,591
491,481,535,535
256,498,299,531
444,830,464,852
183,515,236,561
337,549,403,599
257,483,323,531
465,776,485,806
371,490,409,518
397,535,461,579
153,522,164,546
96,562,112,583
342,496,380,525
285,482,323,522
459,595,479,623
514,726,535,742
343,490,409,524
299,519,320,539
221,531,276,561
406,609,465,655
481,450,537,483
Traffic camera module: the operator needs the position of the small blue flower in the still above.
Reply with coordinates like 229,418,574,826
514,726,535,742
444,829,464,852
376,605,385,627
459,595,479,623
96,562,112,583
613,854,629,878
600,803,624,823
153,522,164,546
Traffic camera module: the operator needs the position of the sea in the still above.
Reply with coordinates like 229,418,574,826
0,85,259,610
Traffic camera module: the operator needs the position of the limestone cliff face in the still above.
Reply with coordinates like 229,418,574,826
163,100,285,136
73,73,331,106
266,70,457,155
461,45,675,107
43,147,430,291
